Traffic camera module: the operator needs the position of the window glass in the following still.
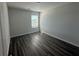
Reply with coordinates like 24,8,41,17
31,15,38,28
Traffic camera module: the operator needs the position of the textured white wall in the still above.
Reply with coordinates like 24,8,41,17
8,7,40,37
40,3,79,47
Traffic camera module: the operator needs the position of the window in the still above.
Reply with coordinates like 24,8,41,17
31,15,38,28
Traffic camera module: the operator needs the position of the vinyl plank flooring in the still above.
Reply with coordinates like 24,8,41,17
8,32,79,56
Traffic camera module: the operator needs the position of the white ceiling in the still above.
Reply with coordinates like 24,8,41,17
7,2,70,12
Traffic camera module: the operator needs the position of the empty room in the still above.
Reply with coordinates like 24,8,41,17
0,2,79,56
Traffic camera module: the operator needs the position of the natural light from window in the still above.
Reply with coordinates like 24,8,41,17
31,15,38,28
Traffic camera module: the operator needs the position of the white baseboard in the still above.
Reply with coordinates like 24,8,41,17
10,31,39,38
10,33,28,38
42,31,79,47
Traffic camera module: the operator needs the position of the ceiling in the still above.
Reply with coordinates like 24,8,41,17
7,2,70,12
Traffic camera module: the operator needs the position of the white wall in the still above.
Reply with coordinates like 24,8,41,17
41,3,79,47
0,2,10,56
8,7,40,37
0,7,3,55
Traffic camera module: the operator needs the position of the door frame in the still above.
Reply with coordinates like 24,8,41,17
0,2,10,56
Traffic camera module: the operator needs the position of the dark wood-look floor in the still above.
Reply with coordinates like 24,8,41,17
8,32,79,56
